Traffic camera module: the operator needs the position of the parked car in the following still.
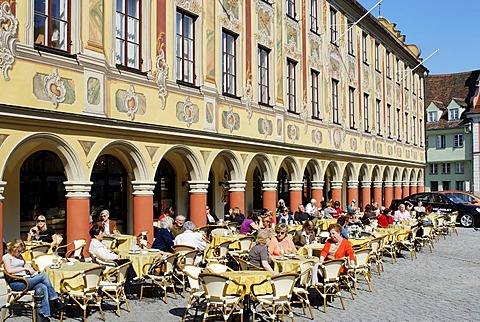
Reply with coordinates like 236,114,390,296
442,190,480,204
390,192,479,227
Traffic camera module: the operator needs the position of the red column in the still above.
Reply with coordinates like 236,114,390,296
373,181,383,206
132,182,155,244
289,182,303,213
311,181,324,204
361,181,372,210
65,182,92,257
384,182,394,208
402,183,410,198
262,181,277,222
410,182,418,195
394,183,403,199
229,181,246,214
417,182,425,193
330,181,343,206
0,181,5,258
347,181,359,207
189,182,208,227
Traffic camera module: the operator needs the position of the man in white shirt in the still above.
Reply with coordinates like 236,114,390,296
305,198,317,216
174,221,207,251
393,204,411,222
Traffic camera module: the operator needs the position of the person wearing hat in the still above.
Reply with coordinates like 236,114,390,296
347,199,357,215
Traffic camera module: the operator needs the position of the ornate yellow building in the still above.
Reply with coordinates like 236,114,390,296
0,0,426,246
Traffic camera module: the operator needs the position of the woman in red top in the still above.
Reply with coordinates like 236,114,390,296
332,201,343,219
377,208,394,228
320,223,355,269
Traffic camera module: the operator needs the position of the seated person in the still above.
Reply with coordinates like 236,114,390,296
276,207,294,225
27,215,57,244
231,207,245,226
345,213,364,238
337,216,349,239
261,212,275,231
393,204,411,223
3,239,64,319
97,209,118,235
294,204,310,223
152,216,175,252
174,221,207,251
320,223,355,270
293,220,315,249
89,225,141,294
268,223,296,256
323,201,336,219
377,208,394,227
361,204,377,225
239,212,261,235
171,215,185,238
248,229,275,272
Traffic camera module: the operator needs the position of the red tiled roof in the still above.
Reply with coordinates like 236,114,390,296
426,70,480,109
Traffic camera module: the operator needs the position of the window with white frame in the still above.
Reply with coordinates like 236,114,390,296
449,108,460,121
332,79,339,124
429,163,438,175
419,119,423,146
258,46,270,105
286,0,296,19
349,87,356,129
376,99,381,135
386,51,391,78
453,134,464,148
222,31,237,96
286,59,297,113
442,163,451,174
347,20,354,55
413,116,417,144
330,7,338,44
364,93,370,132
311,70,320,119
34,0,71,52
456,181,466,191
310,0,318,32
387,104,392,137
362,33,368,63
436,135,446,149
176,10,196,83
116,0,141,69
375,42,380,71
396,108,401,140
428,111,438,122
455,162,464,174
404,112,409,143
442,181,450,190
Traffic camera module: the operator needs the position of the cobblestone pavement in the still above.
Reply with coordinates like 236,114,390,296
3,227,480,321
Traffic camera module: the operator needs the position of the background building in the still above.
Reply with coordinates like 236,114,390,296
425,71,480,193
0,0,426,247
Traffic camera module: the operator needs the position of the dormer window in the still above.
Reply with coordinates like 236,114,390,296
428,111,438,122
449,108,459,121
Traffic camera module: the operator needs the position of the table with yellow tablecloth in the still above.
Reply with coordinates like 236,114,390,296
316,219,338,231
271,255,318,273
45,262,101,292
349,237,373,248
23,241,52,262
297,243,325,257
112,234,137,252
221,271,273,295
211,233,245,248
119,250,163,275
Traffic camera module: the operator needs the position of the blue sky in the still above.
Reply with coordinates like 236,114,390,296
360,0,480,75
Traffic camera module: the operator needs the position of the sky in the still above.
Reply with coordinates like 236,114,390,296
360,0,480,75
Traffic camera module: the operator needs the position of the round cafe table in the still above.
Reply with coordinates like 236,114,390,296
211,233,245,248
119,250,163,275
297,243,324,257
44,261,101,292
111,234,137,252
22,241,52,262
271,255,318,273
221,271,273,295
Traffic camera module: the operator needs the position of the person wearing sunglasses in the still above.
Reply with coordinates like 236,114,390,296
27,215,57,244
276,207,294,225
268,223,296,256
98,209,118,235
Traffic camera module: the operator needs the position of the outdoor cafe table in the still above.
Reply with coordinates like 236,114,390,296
23,241,52,262
297,243,325,257
221,270,274,295
349,237,373,248
211,233,245,248
316,219,338,230
110,234,137,252
271,255,318,273
44,261,101,292
119,250,163,276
